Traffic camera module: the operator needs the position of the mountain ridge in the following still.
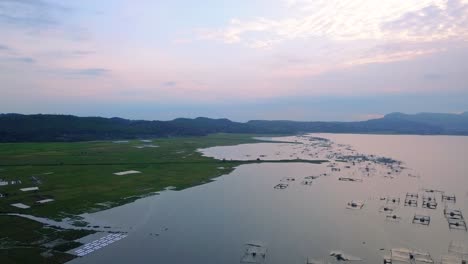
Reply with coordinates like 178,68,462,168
0,112,467,142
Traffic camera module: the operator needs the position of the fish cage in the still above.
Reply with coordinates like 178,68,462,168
422,193,437,209
386,214,402,222
444,207,464,220
240,242,267,263
422,188,444,194
413,214,431,226
330,251,362,261
384,248,433,264
74,233,128,257
338,177,363,182
346,200,365,210
301,180,313,186
379,205,396,213
281,177,295,182
442,194,456,203
406,193,419,199
448,218,467,231
444,206,467,231
386,197,401,205
405,193,418,207
422,200,437,209
274,183,288,190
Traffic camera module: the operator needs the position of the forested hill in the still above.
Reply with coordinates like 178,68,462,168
0,112,467,142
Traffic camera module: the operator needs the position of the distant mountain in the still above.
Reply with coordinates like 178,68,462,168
0,114,258,142
246,116,445,135
383,112,468,133
0,112,467,142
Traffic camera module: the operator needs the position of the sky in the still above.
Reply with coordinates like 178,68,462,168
1,0,468,121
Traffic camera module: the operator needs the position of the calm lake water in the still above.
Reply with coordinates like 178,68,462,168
69,134,468,264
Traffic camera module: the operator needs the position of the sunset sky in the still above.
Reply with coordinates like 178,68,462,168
1,0,468,121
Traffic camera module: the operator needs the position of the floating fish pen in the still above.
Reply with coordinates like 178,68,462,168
386,197,401,205
422,193,436,202
422,200,437,209
406,193,419,199
383,248,433,264
301,180,313,186
346,200,365,210
444,207,464,220
385,214,402,222
274,183,288,190
330,250,362,261
442,194,456,203
422,188,444,194
422,193,437,209
281,177,295,182
379,205,396,213
448,218,467,231
413,214,431,225
422,201,437,209
240,242,267,263
444,206,466,231
338,177,363,182
73,233,128,257
405,193,418,207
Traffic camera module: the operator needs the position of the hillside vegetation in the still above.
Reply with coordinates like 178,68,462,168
1,112,468,142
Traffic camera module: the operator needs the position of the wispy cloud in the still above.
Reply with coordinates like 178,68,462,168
12,56,35,63
344,49,442,67
199,0,468,48
381,0,468,41
0,56,35,64
195,0,468,81
0,0,71,28
66,68,110,77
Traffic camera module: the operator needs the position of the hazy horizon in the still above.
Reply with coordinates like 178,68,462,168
1,0,468,121
2,109,468,123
